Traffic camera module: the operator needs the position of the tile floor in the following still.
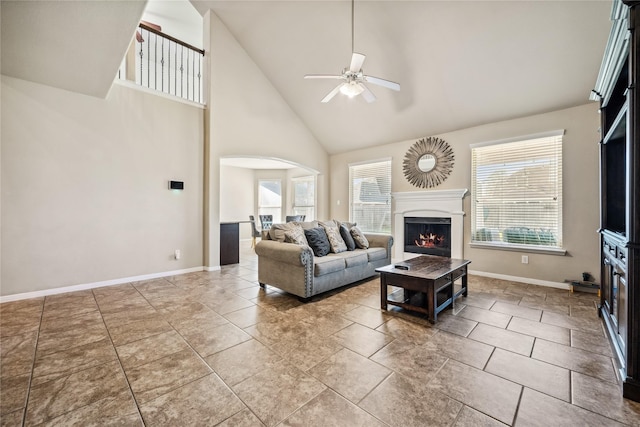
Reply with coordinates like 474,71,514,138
2,245,640,426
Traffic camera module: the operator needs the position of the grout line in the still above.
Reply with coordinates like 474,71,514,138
20,297,45,427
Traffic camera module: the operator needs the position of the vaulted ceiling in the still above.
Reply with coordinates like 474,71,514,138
1,0,613,155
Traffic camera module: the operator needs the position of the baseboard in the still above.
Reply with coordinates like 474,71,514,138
204,266,222,272
468,269,570,290
0,266,205,303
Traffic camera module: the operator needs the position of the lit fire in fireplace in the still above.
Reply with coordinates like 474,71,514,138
414,233,446,248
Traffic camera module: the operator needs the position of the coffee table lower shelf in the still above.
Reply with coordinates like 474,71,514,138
377,256,471,323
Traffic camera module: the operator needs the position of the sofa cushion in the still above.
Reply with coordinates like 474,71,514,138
350,226,370,249
304,227,331,257
321,221,347,253
340,224,357,251
268,222,298,242
314,256,345,276
366,247,388,262
284,225,309,246
341,251,368,268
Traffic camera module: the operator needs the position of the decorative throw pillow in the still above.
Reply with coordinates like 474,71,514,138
340,224,357,251
284,225,309,246
350,226,369,249
268,222,297,242
321,221,347,253
304,227,331,257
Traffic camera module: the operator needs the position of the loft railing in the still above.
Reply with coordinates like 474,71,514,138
118,23,205,104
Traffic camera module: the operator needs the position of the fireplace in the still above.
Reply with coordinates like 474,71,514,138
404,217,451,257
392,189,467,260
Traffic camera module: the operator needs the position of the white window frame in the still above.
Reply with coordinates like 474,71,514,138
258,179,282,223
291,175,316,221
349,158,392,233
470,130,566,255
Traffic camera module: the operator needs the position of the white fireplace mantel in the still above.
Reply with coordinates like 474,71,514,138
392,189,468,260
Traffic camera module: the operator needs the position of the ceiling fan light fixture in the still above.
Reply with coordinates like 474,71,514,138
340,82,364,97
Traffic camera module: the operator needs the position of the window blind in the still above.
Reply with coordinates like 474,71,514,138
292,176,315,220
349,159,392,233
471,132,563,248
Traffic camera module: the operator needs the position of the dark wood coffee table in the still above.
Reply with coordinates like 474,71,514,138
376,255,471,323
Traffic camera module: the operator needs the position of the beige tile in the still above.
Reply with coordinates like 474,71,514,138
244,318,318,348
507,316,570,345
107,317,174,347
425,330,494,369
375,317,438,345
427,359,521,425
124,348,212,403
38,391,141,427
25,361,130,425
139,373,245,425
203,293,256,315
0,308,42,337
205,339,282,386
0,409,23,427
516,387,626,426
460,294,496,310
572,371,640,425
331,322,394,357
36,322,109,356
571,329,612,357
39,309,103,332
458,305,512,328
485,348,570,401
0,332,37,377
281,389,386,427
532,339,617,383
300,314,353,337
308,348,391,403
453,406,507,426
0,374,30,415
541,310,602,333
490,301,542,321
116,330,190,369
223,304,282,328
32,337,117,385
232,360,326,427
271,333,344,372
434,311,478,337
370,339,448,385
359,372,462,426
181,322,252,358
469,323,534,356
341,305,390,329
100,305,160,329
216,408,265,427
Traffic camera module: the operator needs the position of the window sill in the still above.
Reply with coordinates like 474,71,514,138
470,242,566,256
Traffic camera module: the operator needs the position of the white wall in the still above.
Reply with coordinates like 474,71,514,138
330,103,601,285
1,76,204,296
204,11,329,268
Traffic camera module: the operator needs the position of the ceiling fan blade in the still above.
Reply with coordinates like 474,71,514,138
349,52,366,73
304,74,344,80
364,75,401,91
360,84,376,103
321,84,344,103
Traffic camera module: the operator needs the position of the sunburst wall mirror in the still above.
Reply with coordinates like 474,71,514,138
402,137,455,188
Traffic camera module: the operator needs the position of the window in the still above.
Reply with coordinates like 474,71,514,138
349,159,392,233
471,130,563,251
258,179,282,223
292,176,315,220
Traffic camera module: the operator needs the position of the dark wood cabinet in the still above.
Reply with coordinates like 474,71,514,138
594,0,640,401
220,222,240,265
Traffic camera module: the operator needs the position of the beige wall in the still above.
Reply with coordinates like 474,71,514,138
1,76,204,296
204,11,329,268
219,165,255,240
330,103,601,284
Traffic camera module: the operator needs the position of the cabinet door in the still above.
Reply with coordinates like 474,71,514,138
617,271,627,356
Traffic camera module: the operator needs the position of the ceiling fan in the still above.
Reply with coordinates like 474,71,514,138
304,0,400,103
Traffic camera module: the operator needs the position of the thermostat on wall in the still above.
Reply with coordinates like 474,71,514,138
169,180,184,190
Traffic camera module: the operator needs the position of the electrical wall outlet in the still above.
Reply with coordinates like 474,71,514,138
521,255,529,264
175,249,181,260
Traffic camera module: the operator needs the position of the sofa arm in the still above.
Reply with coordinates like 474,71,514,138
365,233,394,251
255,240,313,266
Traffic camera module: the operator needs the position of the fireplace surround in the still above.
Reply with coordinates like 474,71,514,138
392,189,467,260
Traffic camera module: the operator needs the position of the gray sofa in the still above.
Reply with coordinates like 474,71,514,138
255,221,393,300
